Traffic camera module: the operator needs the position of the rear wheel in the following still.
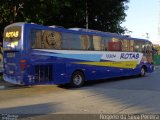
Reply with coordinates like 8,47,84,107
70,71,84,87
140,67,146,77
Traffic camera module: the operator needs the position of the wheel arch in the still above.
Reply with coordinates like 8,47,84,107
141,65,147,72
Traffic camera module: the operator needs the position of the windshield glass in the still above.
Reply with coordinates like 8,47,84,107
3,26,21,50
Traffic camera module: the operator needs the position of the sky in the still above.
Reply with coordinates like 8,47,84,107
122,0,160,44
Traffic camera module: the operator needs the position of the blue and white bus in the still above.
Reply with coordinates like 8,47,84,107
3,22,154,87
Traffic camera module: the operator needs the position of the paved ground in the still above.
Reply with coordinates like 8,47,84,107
0,66,160,119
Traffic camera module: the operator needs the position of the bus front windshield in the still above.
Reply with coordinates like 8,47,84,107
3,26,21,51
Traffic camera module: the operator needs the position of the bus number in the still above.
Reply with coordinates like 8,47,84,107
7,53,15,57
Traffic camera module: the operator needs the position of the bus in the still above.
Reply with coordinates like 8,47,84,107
3,22,154,87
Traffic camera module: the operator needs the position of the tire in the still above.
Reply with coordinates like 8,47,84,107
140,67,146,77
70,71,84,87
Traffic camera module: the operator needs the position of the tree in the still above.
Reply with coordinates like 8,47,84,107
0,0,24,42
0,0,129,42
86,0,129,33
41,0,129,33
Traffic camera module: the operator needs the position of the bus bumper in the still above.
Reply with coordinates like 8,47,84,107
3,74,24,85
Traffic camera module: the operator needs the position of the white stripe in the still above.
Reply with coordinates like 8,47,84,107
34,49,143,63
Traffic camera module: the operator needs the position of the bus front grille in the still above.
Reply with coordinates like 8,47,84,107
35,64,53,82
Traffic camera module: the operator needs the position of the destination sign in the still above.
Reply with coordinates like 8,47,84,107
4,26,21,41
5,31,19,38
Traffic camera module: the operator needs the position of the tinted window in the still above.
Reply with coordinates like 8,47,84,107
80,35,93,50
93,36,102,50
30,29,42,48
62,33,81,50
62,33,93,50
130,40,134,52
103,37,112,51
30,29,61,49
43,30,61,49
121,39,130,51
108,37,122,51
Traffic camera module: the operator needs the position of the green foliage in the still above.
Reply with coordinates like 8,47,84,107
0,0,129,42
154,46,160,55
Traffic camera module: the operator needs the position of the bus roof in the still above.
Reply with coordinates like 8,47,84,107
5,22,151,43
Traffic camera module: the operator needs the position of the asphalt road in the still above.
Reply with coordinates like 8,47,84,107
0,66,160,120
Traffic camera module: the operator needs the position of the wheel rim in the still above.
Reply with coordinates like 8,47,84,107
73,75,82,85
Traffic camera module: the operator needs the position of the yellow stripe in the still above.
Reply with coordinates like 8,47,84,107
75,61,138,69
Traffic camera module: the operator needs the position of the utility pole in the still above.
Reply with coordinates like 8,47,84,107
146,33,149,40
85,1,88,29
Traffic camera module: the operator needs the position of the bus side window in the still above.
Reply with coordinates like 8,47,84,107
142,41,148,54
62,33,83,50
30,29,42,49
72,34,83,50
80,35,90,50
134,41,145,52
101,38,105,51
134,41,140,52
93,36,102,51
108,37,121,51
42,30,61,49
88,36,94,50
121,39,130,52
62,33,71,50
103,37,111,51
130,40,134,52
142,44,146,53
101,37,110,51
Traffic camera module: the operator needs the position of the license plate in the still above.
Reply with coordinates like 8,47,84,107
7,53,15,57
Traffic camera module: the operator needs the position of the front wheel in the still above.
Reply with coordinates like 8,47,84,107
140,67,146,77
70,71,84,87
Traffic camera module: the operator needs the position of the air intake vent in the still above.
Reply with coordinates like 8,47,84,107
35,64,53,82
